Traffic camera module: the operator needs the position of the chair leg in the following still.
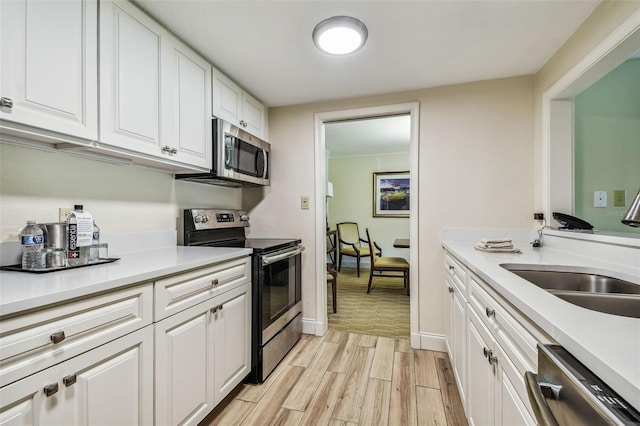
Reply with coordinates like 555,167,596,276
332,279,337,313
367,269,373,293
356,255,360,277
338,253,342,272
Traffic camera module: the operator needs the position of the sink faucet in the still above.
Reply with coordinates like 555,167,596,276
622,187,640,227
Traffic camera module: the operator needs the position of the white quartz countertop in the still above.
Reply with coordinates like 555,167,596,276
0,246,252,317
441,238,640,411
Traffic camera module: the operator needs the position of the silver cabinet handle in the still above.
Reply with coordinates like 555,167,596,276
487,350,498,365
448,286,454,293
448,265,454,270
162,146,172,153
524,372,560,426
210,305,218,314
170,147,177,154
483,347,490,358
0,97,13,109
63,374,77,387
44,383,59,397
50,331,65,344
211,279,219,286
485,307,495,318
219,304,223,311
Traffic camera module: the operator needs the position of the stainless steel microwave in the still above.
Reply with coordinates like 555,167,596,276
175,118,270,187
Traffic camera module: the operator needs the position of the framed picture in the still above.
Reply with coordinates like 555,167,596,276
373,171,410,217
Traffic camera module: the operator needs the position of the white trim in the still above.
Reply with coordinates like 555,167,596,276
542,9,640,229
302,317,325,336
416,331,447,352
314,102,420,344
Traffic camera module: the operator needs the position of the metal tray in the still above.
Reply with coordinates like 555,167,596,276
0,258,120,274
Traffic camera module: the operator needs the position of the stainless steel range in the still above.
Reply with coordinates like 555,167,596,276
182,209,303,383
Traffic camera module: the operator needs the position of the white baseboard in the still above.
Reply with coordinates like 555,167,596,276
414,331,447,352
302,318,326,336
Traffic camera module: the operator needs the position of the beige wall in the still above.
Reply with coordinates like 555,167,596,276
328,154,410,263
257,75,535,336
0,143,241,242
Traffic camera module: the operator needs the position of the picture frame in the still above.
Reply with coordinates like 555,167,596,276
373,171,410,217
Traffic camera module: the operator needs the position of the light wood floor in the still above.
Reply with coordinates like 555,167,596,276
204,331,468,426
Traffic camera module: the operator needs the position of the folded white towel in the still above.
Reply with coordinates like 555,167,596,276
479,238,512,244
474,243,521,253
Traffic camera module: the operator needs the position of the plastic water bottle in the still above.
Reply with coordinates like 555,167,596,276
89,222,100,262
21,220,44,270
66,205,89,266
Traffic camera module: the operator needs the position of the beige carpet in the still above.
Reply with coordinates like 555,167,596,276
327,267,410,338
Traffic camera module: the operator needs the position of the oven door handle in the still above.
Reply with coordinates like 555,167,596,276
262,245,304,266
525,371,560,426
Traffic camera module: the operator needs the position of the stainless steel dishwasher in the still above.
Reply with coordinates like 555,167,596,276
525,344,640,425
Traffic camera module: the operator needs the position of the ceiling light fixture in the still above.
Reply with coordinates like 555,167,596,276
312,16,368,55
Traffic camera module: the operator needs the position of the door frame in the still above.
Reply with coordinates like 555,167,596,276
313,102,420,347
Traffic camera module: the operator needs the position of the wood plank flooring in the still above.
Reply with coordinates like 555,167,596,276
204,331,468,426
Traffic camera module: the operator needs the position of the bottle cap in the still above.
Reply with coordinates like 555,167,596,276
74,204,83,210
26,220,36,225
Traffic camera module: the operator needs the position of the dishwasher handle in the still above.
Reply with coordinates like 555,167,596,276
262,245,304,266
525,371,560,426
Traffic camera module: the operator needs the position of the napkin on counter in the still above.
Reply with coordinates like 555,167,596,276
474,238,522,253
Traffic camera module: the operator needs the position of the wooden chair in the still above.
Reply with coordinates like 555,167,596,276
336,222,380,277
365,228,410,296
326,230,338,313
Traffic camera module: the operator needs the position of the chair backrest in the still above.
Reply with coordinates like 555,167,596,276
337,222,361,248
365,228,376,260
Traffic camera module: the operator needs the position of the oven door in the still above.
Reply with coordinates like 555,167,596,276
259,245,302,344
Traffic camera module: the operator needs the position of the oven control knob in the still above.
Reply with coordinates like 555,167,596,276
195,214,208,224
202,215,209,223
240,214,249,222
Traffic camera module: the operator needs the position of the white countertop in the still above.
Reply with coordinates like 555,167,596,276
0,246,252,317
441,238,640,411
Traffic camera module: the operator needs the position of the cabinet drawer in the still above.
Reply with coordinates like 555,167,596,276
469,274,541,375
154,256,250,321
0,283,153,387
445,253,467,295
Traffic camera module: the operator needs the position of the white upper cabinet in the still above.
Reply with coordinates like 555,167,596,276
100,0,211,170
212,68,267,140
161,37,212,169
0,0,98,141
99,0,163,156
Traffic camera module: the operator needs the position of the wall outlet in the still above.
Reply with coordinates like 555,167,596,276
533,213,544,220
613,190,626,207
594,191,607,208
59,208,72,222
301,196,310,210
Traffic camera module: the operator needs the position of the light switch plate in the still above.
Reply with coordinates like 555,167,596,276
59,208,72,222
594,191,607,208
301,196,310,210
613,190,626,207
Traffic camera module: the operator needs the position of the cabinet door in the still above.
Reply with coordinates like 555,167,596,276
213,283,251,403
0,0,97,140
0,327,153,426
99,0,163,156
466,309,495,426
161,37,212,169
452,289,467,409
444,276,454,355
241,91,266,139
155,299,215,426
212,69,241,126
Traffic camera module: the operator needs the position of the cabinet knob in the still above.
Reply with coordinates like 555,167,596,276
50,331,66,344
210,305,218,314
448,286,454,293
0,97,13,109
162,145,172,153
448,265,454,270
170,147,177,155
211,279,219,286
63,374,77,387
483,347,490,358
488,353,498,365
219,304,224,311
44,383,59,397
485,307,495,318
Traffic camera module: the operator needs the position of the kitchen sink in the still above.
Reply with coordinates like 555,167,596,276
500,264,640,318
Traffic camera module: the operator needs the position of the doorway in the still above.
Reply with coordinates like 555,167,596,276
313,102,420,347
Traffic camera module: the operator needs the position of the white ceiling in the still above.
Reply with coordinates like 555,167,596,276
135,0,601,108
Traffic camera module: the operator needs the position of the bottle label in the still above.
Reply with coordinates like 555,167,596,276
67,223,79,259
21,234,43,245
92,231,100,241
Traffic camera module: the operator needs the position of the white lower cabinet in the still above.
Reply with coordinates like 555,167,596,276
444,250,549,426
155,281,251,426
0,326,153,426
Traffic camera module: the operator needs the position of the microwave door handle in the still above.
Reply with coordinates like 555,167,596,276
262,149,268,179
